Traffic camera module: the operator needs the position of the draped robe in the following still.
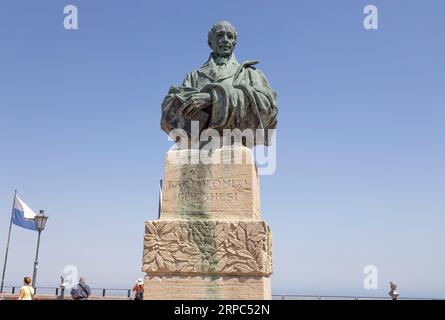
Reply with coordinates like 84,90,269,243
161,54,278,146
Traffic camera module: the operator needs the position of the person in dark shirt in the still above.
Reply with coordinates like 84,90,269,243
71,277,91,300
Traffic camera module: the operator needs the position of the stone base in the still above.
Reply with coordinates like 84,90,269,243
143,275,271,300
142,220,272,277
160,146,260,220
141,146,273,300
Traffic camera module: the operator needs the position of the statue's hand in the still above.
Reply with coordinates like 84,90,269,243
180,93,212,117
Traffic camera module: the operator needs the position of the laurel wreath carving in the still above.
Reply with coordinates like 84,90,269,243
142,221,272,276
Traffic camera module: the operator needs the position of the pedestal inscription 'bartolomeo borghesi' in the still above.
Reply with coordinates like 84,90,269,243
142,21,278,300
161,20,278,144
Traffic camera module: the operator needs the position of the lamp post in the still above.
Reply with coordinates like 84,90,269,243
31,210,48,289
59,276,66,300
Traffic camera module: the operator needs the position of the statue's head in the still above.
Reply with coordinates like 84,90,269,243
208,21,237,57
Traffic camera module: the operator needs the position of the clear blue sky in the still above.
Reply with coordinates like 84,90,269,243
0,0,444,297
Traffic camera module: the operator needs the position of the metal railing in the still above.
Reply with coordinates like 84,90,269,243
271,294,443,300
0,286,132,299
1,286,442,300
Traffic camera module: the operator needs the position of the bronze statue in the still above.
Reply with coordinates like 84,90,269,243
161,21,278,147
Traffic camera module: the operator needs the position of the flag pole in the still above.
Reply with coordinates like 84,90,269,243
0,190,17,293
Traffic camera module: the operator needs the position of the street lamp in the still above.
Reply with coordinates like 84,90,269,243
31,210,48,289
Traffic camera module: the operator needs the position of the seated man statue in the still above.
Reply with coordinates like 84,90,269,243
161,20,278,148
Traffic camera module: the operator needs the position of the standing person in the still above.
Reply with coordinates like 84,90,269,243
389,281,399,300
18,277,34,300
133,279,144,300
70,277,91,300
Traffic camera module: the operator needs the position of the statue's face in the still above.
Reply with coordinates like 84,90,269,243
209,24,237,57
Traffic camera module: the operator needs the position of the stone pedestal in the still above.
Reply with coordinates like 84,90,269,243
142,146,273,300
